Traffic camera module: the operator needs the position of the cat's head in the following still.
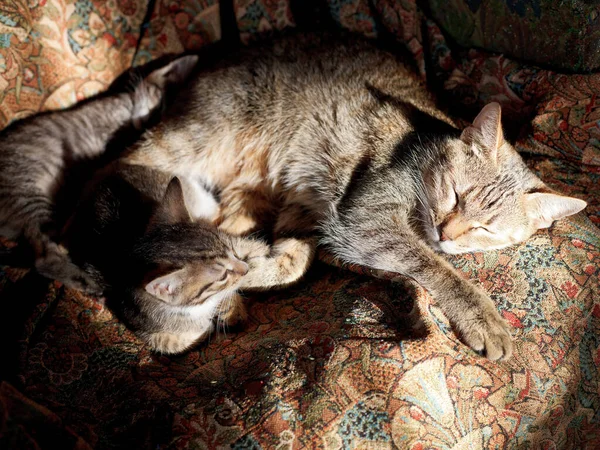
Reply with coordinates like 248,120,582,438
137,177,248,305
422,102,586,254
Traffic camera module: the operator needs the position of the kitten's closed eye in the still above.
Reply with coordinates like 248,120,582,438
205,265,227,283
217,271,228,281
452,190,460,210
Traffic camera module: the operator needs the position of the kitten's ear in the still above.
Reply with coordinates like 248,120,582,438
524,191,587,229
460,102,505,162
146,55,199,89
150,177,192,226
145,268,186,303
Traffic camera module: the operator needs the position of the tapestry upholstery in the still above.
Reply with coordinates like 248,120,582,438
1,1,599,448
425,0,600,73
0,0,148,128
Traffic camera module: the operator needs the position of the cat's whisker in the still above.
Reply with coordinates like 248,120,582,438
218,296,231,338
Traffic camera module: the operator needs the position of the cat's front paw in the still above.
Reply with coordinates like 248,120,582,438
458,300,513,361
271,237,316,280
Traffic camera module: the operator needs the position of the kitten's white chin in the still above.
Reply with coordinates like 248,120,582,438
438,241,469,255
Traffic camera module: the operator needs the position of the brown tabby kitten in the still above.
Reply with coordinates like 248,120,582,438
65,162,313,353
0,55,198,293
122,33,587,360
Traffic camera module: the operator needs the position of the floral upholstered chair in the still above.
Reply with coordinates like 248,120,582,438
1,1,599,448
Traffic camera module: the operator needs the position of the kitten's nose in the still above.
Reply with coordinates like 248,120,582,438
440,230,449,241
227,259,249,276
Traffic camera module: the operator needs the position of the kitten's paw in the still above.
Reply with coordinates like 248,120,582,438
460,305,513,361
146,331,206,354
35,245,102,296
132,82,163,129
271,237,316,281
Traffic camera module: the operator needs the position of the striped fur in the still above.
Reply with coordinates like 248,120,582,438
121,33,586,360
65,163,313,354
0,55,198,293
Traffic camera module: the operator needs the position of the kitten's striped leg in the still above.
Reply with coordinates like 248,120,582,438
216,187,272,236
236,202,317,291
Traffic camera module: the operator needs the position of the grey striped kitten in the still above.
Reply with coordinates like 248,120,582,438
64,162,313,353
123,33,586,360
0,55,198,293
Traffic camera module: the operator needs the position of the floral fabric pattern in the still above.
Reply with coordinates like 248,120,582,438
234,0,294,43
425,0,600,73
134,0,221,65
0,0,149,128
1,0,600,449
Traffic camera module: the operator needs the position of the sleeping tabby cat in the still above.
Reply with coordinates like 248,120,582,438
0,54,198,294
122,33,587,360
65,162,313,353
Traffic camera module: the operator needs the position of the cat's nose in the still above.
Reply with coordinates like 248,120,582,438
227,259,249,276
440,230,450,241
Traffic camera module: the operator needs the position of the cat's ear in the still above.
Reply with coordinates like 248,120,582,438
145,268,186,303
524,191,587,229
460,102,505,163
150,177,192,226
146,55,199,89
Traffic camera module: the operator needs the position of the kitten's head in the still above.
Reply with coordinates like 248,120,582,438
422,102,586,254
137,178,248,305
